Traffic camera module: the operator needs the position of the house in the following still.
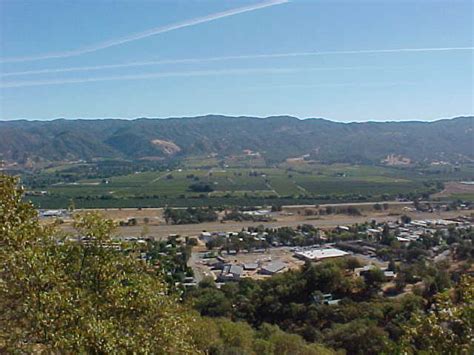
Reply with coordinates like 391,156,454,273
206,259,225,270
312,293,341,305
260,261,286,275
218,264,243,281
367,228,382,235
411,220,428,228
355,264,377,276
312,293,332,304
387,222,398,229
200,232,212,243
217,255,227,262
396,236,411,243
41,209,66,218
357,265,396,281
243,263,259,270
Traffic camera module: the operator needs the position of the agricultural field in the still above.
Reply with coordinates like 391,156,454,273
22,160,474,209
432,181,474,202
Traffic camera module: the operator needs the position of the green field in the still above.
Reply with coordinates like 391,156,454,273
22,160,470,208
47,166,420,198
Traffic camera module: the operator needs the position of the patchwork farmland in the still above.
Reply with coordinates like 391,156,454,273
24,162,462,209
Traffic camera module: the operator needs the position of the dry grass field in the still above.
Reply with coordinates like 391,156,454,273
55,201,472,239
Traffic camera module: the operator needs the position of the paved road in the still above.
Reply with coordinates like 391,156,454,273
188,251,206,283
188,250,218,283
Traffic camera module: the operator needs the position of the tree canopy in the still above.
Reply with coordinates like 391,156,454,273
0,175,196,353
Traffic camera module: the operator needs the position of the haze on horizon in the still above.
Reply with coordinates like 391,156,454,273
0,0,472,122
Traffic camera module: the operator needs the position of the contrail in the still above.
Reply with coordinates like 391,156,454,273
0,0,288,64
2,46,472,78
248,81,419,90
0,65,391,88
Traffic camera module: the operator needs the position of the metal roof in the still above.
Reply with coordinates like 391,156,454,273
261,261,286,274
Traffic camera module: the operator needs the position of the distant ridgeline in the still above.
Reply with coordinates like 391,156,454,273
0,115,472,165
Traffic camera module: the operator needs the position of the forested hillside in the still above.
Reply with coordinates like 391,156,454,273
1,115,472,164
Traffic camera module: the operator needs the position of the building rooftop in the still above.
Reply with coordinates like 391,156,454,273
243,263,259,270
261,261,286,274
295,248,349,261
228,264,243,275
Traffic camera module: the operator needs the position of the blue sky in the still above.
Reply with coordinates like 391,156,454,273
0,0,472,121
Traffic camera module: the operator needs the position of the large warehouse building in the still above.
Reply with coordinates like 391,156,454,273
294,248,349,261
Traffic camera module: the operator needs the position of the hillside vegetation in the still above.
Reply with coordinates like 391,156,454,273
1,115,472,164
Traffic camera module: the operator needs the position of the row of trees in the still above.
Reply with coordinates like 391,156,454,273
163,207,218,224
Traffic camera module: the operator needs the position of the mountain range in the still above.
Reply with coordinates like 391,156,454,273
0,115,472,165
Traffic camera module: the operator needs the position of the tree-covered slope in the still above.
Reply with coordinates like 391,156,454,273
0,115,472,164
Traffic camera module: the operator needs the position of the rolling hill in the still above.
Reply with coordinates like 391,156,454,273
0,115,472,165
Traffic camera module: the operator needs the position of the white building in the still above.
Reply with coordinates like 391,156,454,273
294,248,349,261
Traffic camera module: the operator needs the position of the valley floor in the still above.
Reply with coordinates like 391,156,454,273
56,202,468,239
